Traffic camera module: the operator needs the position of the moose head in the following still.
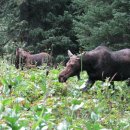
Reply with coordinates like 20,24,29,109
59,50,81,82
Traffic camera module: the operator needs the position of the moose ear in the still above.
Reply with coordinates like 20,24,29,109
68,50,73,57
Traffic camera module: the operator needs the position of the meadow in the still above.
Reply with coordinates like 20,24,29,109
0,60,130,130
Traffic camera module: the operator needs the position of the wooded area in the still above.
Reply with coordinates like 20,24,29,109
0,0,130,59
0,1,130,129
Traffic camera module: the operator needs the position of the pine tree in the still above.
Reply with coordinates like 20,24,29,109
73,0,130,50
18,0,79,55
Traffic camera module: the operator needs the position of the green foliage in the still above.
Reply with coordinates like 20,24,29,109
17,0,79,55
1,0,130,57
55,55,65,63
73,0,130,50
0,0,20,56
0,0,79,56
0,60,130,129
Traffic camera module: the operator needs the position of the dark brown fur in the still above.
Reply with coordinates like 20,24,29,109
15,48,52,69
59,46,130,91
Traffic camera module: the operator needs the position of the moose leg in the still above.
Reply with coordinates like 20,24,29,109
45,66,50,76
82,79,95,92
77,73,80,80
21,64,24,70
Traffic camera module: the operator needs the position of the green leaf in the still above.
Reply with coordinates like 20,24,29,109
91,112,99,122
70,102,84,111
57,120,69,130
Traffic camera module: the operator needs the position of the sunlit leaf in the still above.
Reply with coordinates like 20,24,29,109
70,102,84,111
57,120,69,130
91,112,99,122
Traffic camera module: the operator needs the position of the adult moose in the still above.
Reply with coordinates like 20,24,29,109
59,46,130,91
15,48,52,70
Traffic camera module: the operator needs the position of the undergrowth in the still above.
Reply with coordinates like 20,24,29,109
0,60,130,130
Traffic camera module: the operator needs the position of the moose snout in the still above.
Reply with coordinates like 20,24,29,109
58,75,67,83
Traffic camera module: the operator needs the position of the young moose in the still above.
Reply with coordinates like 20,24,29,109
15,48,52,70
59,46,130,91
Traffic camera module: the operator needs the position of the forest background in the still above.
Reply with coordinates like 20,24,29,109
0,1,130,129
0,0,130,61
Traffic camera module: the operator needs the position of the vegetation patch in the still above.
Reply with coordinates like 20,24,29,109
0,60,129,129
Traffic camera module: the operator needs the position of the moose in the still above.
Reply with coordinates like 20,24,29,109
15,48,52,70
59,46,130,91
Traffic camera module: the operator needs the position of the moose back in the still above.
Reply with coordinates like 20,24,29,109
59,46,130,91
